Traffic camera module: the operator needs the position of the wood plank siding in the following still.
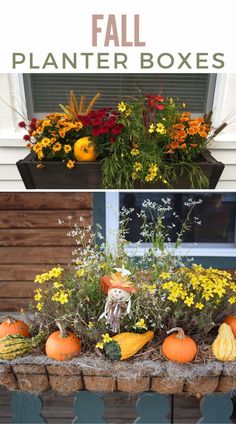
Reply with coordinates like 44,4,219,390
0,193,93,312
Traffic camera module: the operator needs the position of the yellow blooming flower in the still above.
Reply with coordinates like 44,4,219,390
34,272,50,284
102,333,113,343
125,107,132,117
52,142,62,153
133,162,142,172
49,267,64,279
66,160,75,169
131,172,138,180
118,101,127,112
36,302,43,311
64,144,72,153
76,269,85,277
96,342,104,349
131,149,140,156
53,282,63,289
156,123,166,135
228,297,236,304
195,302,204,310
148,124,155,133
134,319,147,329
145,173,154,182
34,288,42,302
184,295,195,307
88,322,94,329
160,272,170,280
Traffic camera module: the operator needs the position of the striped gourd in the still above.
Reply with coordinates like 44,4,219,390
212,323,236,362
0,332,44,360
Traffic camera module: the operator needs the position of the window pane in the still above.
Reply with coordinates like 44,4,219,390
119,193,236,244
24,73,216,116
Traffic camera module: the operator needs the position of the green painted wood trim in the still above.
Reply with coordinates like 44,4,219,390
93,192,106,243
192,257,236,269
73,392,107,423
199,393,233,423
11,392,46,423
135,392,170,423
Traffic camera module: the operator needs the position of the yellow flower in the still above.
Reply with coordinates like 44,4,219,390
133,162,142,172
36,302,43,311
49,267,64,279
76,269,85,277
34,272,50,284
149,163,158,176
88,322,94,329
118,101,127,112
134,319,147,329
145,173,154,182
96,342,104,349
102,333,113,344
64,144,72,153
184,295,194,307
58,292,69,304
228,296,236,304
66,160,75,169
52,142,62,153
156,123,166,135
125,107,132,117
53,282,63,289
34,288,42,302
195,302,204,310
148,124,155,133
131,172,138,180
160,272,170,280
131,149,140,156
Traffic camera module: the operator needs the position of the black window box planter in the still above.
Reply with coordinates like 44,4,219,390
16,151,224,190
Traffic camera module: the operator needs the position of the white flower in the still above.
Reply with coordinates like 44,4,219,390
115,266,131,276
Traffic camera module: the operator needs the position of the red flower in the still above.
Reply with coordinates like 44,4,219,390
23,134,30,141
157,104,164,110
110,137,116,143
92,128,101,137
111,125,123,135
18,121,26,128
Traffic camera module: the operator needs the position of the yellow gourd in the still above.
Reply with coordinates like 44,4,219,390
104,331,154,360
212,323,236,361
74,137,98,161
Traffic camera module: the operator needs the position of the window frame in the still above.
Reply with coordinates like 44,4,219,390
105,192,236,257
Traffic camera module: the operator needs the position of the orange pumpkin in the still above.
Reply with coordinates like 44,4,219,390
45,322,81,361
0,316,30,339
161,327,197,363
74,137,98,162
224,315,236,337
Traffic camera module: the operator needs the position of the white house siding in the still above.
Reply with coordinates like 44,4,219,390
0,73,236,191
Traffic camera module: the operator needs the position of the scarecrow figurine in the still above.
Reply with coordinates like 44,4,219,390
99,270,138,333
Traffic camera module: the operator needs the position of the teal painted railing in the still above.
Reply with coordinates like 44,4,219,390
4,391,234,423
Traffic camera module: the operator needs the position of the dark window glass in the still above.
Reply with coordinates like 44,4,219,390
119,193,236,244
24,73,216,116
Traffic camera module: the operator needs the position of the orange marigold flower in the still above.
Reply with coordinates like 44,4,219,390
188,127,198,135
198,131,208,138
179,143,187,149
190,143,198,147
170,141,179,149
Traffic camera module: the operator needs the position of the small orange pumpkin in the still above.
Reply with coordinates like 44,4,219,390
45,322,81,361
74,137,98,162
161,327,197,363
0,316,30,339
224,315,236,338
